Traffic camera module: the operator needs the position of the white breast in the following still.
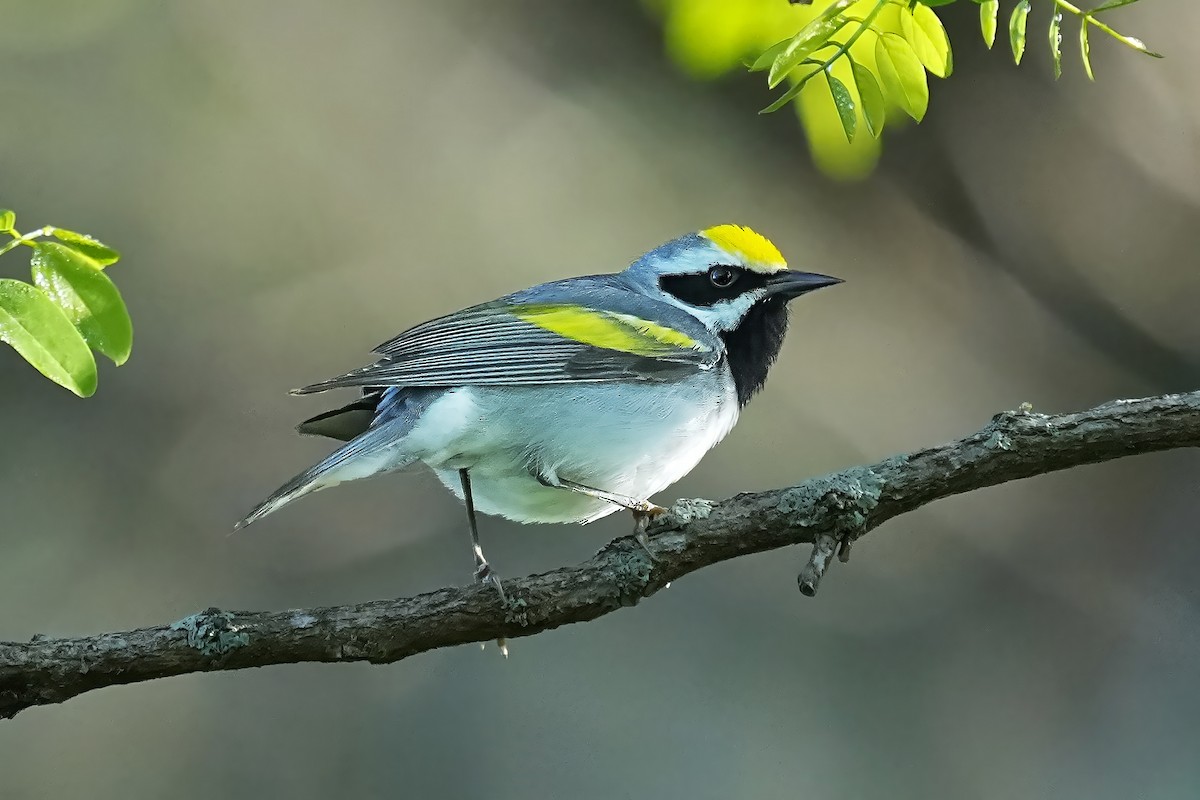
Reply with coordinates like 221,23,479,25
403,369,740,523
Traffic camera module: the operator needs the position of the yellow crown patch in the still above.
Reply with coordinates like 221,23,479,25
700,224,787,274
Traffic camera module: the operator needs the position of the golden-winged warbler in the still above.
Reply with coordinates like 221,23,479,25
237,224,841,606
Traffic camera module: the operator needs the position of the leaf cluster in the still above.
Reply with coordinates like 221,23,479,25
750,0,949,139
0,210,131,397
751,0,1159,144
986,0,1161,80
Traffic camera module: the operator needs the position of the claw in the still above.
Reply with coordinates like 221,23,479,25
631,506,666,563
473,556,507,604
471,545,509,657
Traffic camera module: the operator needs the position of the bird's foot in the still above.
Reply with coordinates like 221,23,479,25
472,547,507,605
471,546,509,657
631,504,668,562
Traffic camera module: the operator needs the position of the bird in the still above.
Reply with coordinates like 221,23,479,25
235,224,841,614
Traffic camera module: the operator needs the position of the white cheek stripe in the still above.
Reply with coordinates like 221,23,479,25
660,289,765,333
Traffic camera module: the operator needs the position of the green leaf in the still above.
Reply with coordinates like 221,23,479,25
1080,18,1095,80
900,3,953,78
980,0,998,49
850,59,886,137
30,242,132,365
1048,12,1063,79
760,69,817,114
1009,0,1031,65
747,38,792,72
767,0,855,87
50,227,120,267
875,33,929,122
0,209,14,232
1113,34,1162,58
0,278,97,396
768,17,844,88
825,71,857,142
915,0,958,7
1090,0,1141,11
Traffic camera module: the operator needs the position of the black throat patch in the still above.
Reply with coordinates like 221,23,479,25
720,298,790,407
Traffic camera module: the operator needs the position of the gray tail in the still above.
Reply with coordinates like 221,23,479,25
233,464,332,531
233,414,416,531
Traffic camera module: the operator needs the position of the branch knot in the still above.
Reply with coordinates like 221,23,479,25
788,467,884,596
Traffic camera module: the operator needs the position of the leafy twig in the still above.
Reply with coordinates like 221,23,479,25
749,0,1160,147
759,0,892,114
0,210,130,396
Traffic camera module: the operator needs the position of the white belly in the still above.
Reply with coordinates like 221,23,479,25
402,371,740,523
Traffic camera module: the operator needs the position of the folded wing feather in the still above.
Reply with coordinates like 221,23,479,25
292,300,716,395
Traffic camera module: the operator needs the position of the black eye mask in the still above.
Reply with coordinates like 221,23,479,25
658,266,770,307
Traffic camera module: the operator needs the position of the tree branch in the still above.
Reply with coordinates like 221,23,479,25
4,391,1199,720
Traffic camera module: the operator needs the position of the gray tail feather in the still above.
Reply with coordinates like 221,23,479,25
233,466,329,531
233,416,416,531
290,368,377,396
290,381,337,396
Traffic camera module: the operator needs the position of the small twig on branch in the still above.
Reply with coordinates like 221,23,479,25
798,534,839,596
3,391,1199,720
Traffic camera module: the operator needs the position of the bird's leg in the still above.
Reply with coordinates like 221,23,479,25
459,469,505,600
542,475,665,561
459,468,508,657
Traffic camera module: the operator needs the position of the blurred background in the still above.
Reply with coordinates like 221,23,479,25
1,0,1197,797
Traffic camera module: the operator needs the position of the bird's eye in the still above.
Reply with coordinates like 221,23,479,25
708,265,738,288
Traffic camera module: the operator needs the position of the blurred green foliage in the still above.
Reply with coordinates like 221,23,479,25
0,1,1158,393
0,210,130,397
648,0,1161,179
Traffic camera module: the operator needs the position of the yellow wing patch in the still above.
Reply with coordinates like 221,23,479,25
512,304,708,357
701,224,787,274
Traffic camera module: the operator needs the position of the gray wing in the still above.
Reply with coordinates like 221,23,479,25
292,277,720,394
